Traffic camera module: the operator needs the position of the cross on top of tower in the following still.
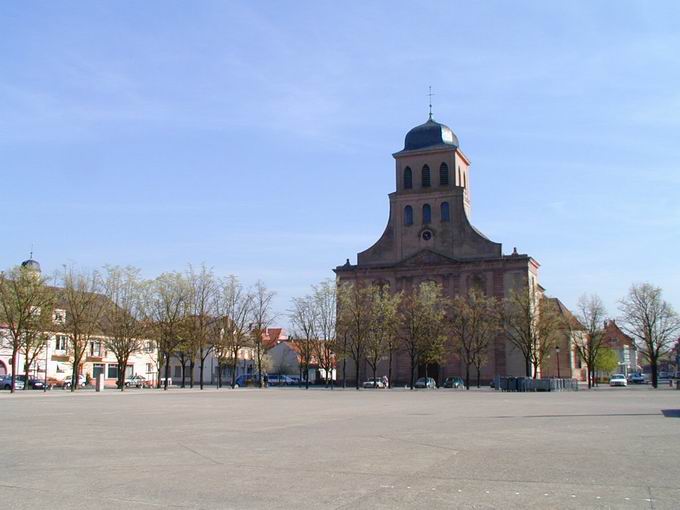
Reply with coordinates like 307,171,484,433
428,86,434,119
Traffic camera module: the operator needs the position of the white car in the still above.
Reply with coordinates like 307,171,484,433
609,374,627,387
362,378,385,389
63,374,87,389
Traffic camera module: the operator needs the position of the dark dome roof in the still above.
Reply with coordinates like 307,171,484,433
21,259,41,273
404,117,459,151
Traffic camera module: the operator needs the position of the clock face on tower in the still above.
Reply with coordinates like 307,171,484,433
421,230,433,241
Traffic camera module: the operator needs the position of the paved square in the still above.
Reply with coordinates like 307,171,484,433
2,386,679,509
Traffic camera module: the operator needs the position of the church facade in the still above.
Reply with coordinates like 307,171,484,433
335,116,541,385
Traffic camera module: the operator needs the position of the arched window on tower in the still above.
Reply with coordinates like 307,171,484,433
463,171,467,188
440,202,450,222
403,167,412,189
422,165,431,187
422,204,431,224
439,163,449,186
458,166,462,186
404,205,413,226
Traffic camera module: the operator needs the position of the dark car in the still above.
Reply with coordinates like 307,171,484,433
414,377,437,389
234,374,264,387
630,373,646,384
28,378,48,390
442,376,464,389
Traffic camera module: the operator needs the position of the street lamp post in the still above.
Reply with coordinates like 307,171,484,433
555,346,561,378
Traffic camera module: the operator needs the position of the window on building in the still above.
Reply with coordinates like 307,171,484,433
53,309,66,324
146,363,153,374
422,204,431,224
93,364,104,379
403,167,412,189
89,340,102,357
439,163,449,186
174,365,181,378
404,205,413,226
441,202,450,222
107,364,119,379
421,165,431,187
55,335,69,351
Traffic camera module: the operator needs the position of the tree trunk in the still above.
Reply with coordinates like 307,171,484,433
71,357,78,393
189,360,195,389
354,358,360,390
586,365,592,389
305,363,310,390
388,349,393,389
163,353,170,390
199,358,205,390
231,361,237,388
651,356,658,388
10,348,18,394
409,354,416,390
180,360,186,388
372,362,377,388
525,355,531,378
342,356,347,389
217,364,222,389
23,357,30,391
476,365,481,388
465,363,470,390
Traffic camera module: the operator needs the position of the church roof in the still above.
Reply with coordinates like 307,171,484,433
401,117,459,152
21,258,41,273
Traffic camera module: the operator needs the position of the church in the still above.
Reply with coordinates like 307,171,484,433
334,114,546,385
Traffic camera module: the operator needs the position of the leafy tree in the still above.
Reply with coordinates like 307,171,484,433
58,266,106,392
619,283,680,388
185,265,218,389
0,266,55,393
215,275,252,389
365,286,401,387
450,289,502,389
595,347,619,375
570,294,606,389
289,294,318,389
505,286,564,378
312,279,337,388
144,272,189,390
399,281,447,389
337,281,375,389
250,281,276,388
100,266,147,391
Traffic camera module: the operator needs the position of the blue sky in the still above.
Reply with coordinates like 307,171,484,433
2,1,679,323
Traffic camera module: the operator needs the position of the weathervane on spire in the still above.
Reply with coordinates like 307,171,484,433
428,85,434,119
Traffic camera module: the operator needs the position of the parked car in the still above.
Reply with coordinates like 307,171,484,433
234,374,264,387
28,378,48,390
630,373,646,384
414,377,437,389
362,378,386,389
124,375,147,388
63,374,87,389
442,376,464,389
1,375,25,390
267,375,297,386
609,374,627,387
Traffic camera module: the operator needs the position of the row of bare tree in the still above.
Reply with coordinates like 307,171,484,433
0,264,278,392
333,280,680,390
2,260,678,393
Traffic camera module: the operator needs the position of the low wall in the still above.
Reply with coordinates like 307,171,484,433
493,376,579,392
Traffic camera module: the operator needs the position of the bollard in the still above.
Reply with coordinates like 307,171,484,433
96,373,105,392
